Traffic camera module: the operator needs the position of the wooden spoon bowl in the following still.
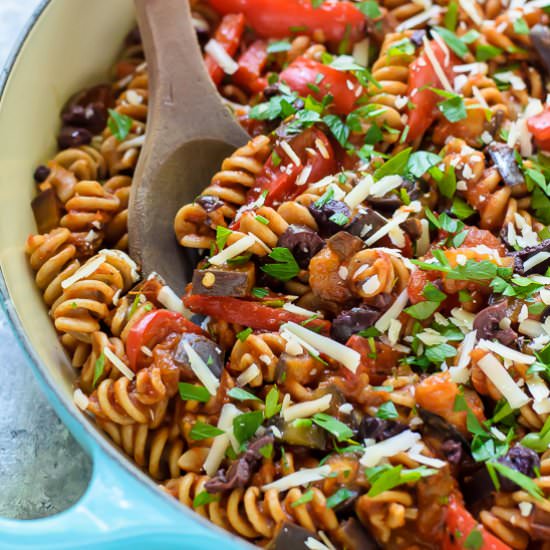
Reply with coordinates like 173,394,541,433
129,0,249,293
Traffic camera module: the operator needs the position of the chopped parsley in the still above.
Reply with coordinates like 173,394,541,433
261,247,300,281
233,411,264,446
376,401,399,419
107,109,133,141
365,464,436,497
227,387,261,402
236,327,253,342
93,352,105,388
291,488,315,507
326,488,354,508
193,490,220,508
264,386,281,418
189,421,225,441
312,413,354,441
486,461,544,500
178,383,211,403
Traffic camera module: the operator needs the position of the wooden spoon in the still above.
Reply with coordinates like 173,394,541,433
129,0,249,294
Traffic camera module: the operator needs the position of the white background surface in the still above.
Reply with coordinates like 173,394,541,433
0,0,90,519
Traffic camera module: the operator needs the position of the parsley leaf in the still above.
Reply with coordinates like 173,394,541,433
434,27,468,58
107,109,133,141
178,383,211,402
464,529,483,550
451,196,475,219
291,488,315,507
190,421,225,440
405,301,441,320
366,464,436,497
487,461,544,500
373,147,412,180
513,17,529,35
444,1,458,30
376,401,398,419
326,488,354,508
261,247,300,281
476,43,503,61
357,0,382,18
227,387,261,402
215,225,232,251
430,88,467,122
93,352,105,388
237,327,253,342
265,386,281,418
323,114,349,146
406,151,442,178
233,411,264,445
426,343,457,363
313,413,354,441
193,490,220,508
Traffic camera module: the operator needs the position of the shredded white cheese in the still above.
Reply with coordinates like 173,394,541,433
370,175,403,198
477,353,530,409
262,465,332,491
523,251,550,273
450,330,477,383
204,403,241,476
182,340,220,396
73,388,89,410
283,303,321,318
61,255,105,289
283,394,332,422
204,39,239,74
344,174,373,209
157,285,188,316
236,363,261,386
281,322,360,373
208,235,255,266
360,430,421,467
478,339,536,365
375,289,409,333
103,346,134,380
422,36,454,93
396,6,441,31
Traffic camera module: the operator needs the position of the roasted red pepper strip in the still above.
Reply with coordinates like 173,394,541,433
204,13,245,86
527,106,550,151
183,294,331,334
407,40,458,142
233,39,269,94
207,0,366,45
247,127,336,207
444,496,512,550
280,56,361,115
126,310,205,371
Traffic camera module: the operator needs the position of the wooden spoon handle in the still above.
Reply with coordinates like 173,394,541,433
134,0,248,161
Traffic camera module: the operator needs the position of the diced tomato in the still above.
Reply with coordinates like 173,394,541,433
207,0,366,45
183,294,331,334
233,40,269,94
527,106,550,151
204,13,245,86
444,496,512,550
346,335,404,385
407,40,458,142
416,373,485,436
248,127,337,206
280,56,361,115
126,310,205,371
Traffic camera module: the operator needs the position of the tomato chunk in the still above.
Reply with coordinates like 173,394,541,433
444,495,512,550
126,310,205,371
407,40,458,142
183,294,330,334
527,106,550,151
207,0,366,45
233,40,269,94
204,13,245,86
280,56,361,115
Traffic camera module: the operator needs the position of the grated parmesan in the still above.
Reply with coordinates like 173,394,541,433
204,39,239,74
262,465,332,491
283,394,332,422
157,285,188,316
236,363,261,386
182,340,220,395
281,322,360,373
73,388,89,410
477,353,530,409
203,403,241,476
478,339,536,364
208,235,255,266
421,36,454,93
104,346,134,380
375,289,409,333
360,430,421,467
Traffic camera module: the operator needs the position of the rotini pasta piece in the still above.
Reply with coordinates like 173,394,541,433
164,475,338,541
174,135,271,249
51,250,139,341
51,145,107,182
347,248,411,300
102,175,132,250
60,180,120,233
99,420,184,480
25,227,81,306
228,332,286,386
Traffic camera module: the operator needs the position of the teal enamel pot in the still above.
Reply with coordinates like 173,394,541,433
0,1,250,548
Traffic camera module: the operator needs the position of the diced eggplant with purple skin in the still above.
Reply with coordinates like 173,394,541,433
327,231,364,261
487,143,525,187
267,523,318,550
358,417,407,442
31,187,61,234
271,416,328,450
346,207,386,240
174,333,224,378
333,518,381,550
331,306,381,343
512,239,550,275
277,225,325,269
205,433,274,493
418,408,469,447
308,199,352,237
473,300,517,346
497,444,540,492
531,24,550,75
191,262,255,297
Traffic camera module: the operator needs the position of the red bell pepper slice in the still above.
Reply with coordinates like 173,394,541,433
204,13,245,86
527,106,550,151
444,496,512,550
207,0,366,45
233,40,269,94
280,56,361,115
126,310,205,371
407,40,458,142
183,294,331,334
247,127,337,207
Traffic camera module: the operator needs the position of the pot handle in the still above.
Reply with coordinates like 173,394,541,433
0,441,243,549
